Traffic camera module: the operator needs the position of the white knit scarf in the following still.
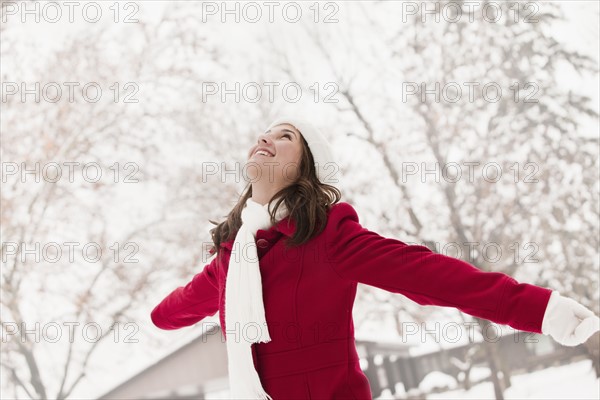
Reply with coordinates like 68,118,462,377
225,197,289,399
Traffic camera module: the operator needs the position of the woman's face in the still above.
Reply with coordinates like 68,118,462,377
246,123,303,184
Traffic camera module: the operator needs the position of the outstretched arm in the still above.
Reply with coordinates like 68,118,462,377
324,202,552,334
150,255,220,330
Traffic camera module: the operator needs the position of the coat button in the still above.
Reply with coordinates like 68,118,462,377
256,239,269,248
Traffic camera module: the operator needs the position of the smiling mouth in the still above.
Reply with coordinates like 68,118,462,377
254,150,275,157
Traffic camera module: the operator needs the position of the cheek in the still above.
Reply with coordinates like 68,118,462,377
279,148,302,180
279,146,302,166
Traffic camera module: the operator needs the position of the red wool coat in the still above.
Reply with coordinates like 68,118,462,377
151,202,553,399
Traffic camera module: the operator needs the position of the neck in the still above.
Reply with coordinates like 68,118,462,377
251,182,283,206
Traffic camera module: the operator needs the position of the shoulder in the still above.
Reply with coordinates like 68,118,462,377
322,202,368,260
328,201,358,217
326,201,360,227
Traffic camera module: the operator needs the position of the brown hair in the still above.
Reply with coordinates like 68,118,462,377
208,133,341,255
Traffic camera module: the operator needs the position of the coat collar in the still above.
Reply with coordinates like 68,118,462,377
219,215,296,250
275,214,296,237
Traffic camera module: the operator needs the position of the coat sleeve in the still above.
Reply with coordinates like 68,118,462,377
150,255,220,330
324,202,553,334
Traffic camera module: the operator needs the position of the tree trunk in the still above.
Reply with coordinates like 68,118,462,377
475,317,505,400
584,332,600,377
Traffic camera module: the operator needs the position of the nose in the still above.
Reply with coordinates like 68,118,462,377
257,132,273,145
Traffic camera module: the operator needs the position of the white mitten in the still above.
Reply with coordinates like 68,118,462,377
541,290,600,346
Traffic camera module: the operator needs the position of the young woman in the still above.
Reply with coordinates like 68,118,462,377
151,116,600,400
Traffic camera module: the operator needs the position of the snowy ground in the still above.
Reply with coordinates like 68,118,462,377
374,359,600,400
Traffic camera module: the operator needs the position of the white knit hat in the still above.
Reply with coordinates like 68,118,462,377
266,116,336,184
